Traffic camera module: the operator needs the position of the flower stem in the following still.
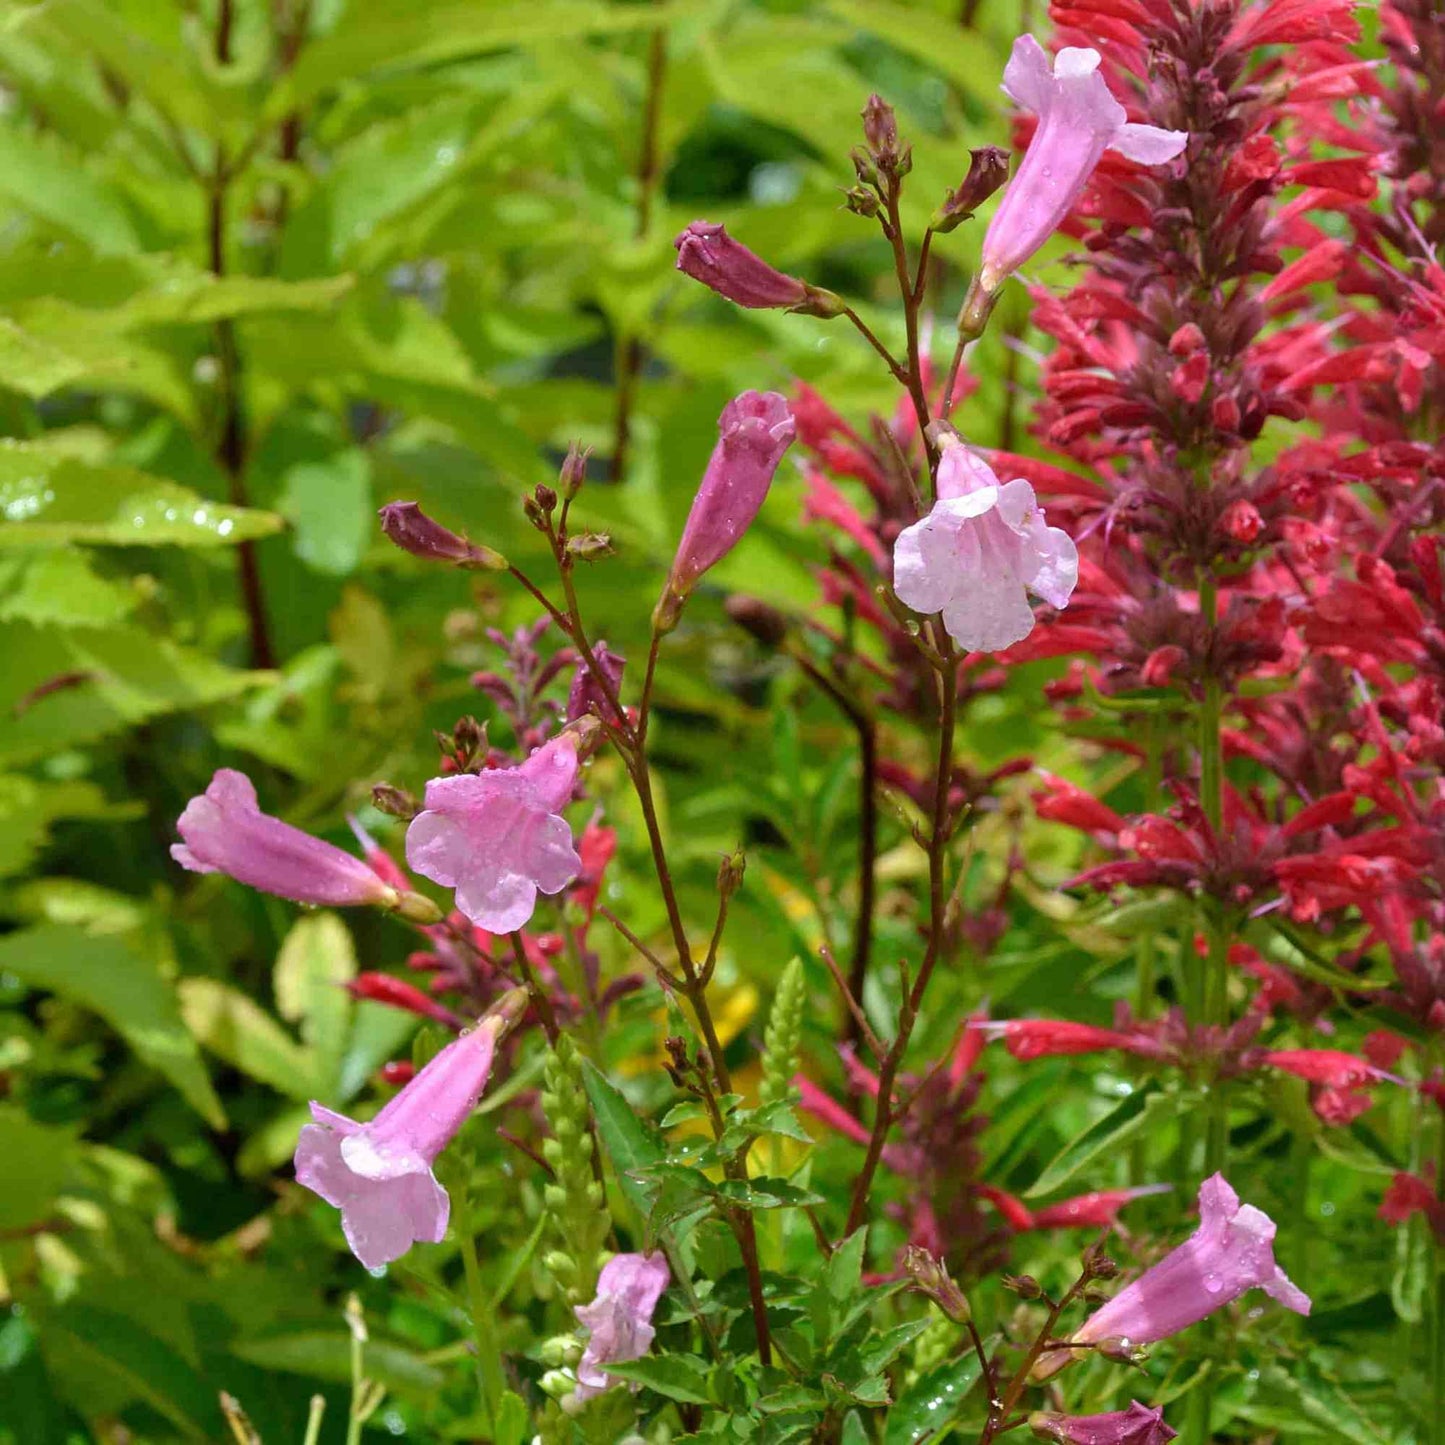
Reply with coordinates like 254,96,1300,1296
459,1202,506,1428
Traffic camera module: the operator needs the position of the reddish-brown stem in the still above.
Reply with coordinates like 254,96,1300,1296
610,28,668,482
883,183,938,475
507,932,559,1044
841,305,910,385
843,633,957,1235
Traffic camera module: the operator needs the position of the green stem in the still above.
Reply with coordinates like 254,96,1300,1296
1433,1084,1445,1445
302,1395,326,1445
459,1199,506,1428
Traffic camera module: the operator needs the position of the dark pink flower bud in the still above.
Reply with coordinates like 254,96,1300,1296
1221,499,1263,543
675,222,821,311
348,971,465,1028
567,641,626,725
931,146,1010,233
656,392,796,627
1029,1402,1176,1444
378,501,506,570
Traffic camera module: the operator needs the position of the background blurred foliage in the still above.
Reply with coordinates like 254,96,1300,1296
0,1,1402,1441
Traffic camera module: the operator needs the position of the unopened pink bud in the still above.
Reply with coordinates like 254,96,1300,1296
378,502,506,570
674,222,811,310
1030,1402,1176,1444
657,392,795,625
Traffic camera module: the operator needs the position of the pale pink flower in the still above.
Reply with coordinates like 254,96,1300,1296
294,998,521,1269
574,1251,671,1400
892,440,1078,652
1034,1173,1310,1379
173,769,399,908
961,36,1187,332
405,733,581,933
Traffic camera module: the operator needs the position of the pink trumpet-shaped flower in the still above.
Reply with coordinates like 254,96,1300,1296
973,1017,1164,1061
1029,1401,1177,1444
968,37,1187,313
173,769,399,908
1034,1174,1310,1379
656,392,796,628
294,993,523,1269
892,438,1078,653
574,1251,671,1400
406,733,581,933
1262,1049,1398,1088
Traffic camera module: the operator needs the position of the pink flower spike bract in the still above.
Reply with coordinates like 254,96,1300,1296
1034,1173,1310,1379
294,1002,518,1269
893,440,1078,652
173,769,399,909
977,36,1188,297
573,1251,672,1400
406,733,582,934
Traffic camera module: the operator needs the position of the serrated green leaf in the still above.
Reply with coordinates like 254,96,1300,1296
1027,1082,1181,1198
0,925,224,1128
0,444,282,548
603,1353,714,1404
0,122,140,254
581,1060,664,1218
883,1350,984,1445
177,977,317,1101
273,912,356,1094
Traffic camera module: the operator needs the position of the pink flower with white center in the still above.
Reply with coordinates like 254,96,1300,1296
892,439,1078,652
294,992,524,1269
173,769,399,909
405,733,581,933
960,36,1187,333
573,1251,671,1400
1034,1173,1310,1379
1029,1401,1176,1444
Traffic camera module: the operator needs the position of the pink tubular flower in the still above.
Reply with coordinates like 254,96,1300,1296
1262,1048,1396,1088
657,391,796,626
974,1018,1163,1061
573,1251,671,1400
674,222,811,310
173,769,399,909
892,438,1078,653
294,994,522,1269
1029,1401,1176,1444
966,36,1187,317
405,733,581,933
1034,1174,1310,1379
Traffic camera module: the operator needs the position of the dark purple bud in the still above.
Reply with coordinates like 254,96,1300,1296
725,594,789,647
674,222,841,316
862,94,899,166
379,502,506,570
931,146,1011,233
559,442,590,499
534,483,558,513
717,848,746,900
567,641,626,726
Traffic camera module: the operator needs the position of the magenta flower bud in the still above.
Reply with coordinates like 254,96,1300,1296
573,1251,671,1401
893,437,1078,653
656,391,796,629
405,733,581,933
674,222,809,310
969,37,1186,314
1030,1402,1176,1444
567,642,626,725
378,501,506,570
173,770,399,909
1034,1174,1310,1379
294,992,525,1269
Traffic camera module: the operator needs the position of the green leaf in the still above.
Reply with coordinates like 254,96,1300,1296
0,925,224,1128
177,977,317,1101
0,774,115,882
581,1060,664,1218
0,317,96,398
883,1350,985,1445
0,122,140,253
819,0,996,101
1026,1082,1181,1198
603,1353,714,1405
0,619,266,767
278,448,372,576
0,550,137,628
1391,1211,1430,1324
229,1332,444,1398
0,1104,77,1230
0,444,283,548
1258,1365,1392,1444
273,912,356,1094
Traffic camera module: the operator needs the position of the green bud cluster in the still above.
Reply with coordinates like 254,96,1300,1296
759,957,806,1109
541,1036,610,1304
